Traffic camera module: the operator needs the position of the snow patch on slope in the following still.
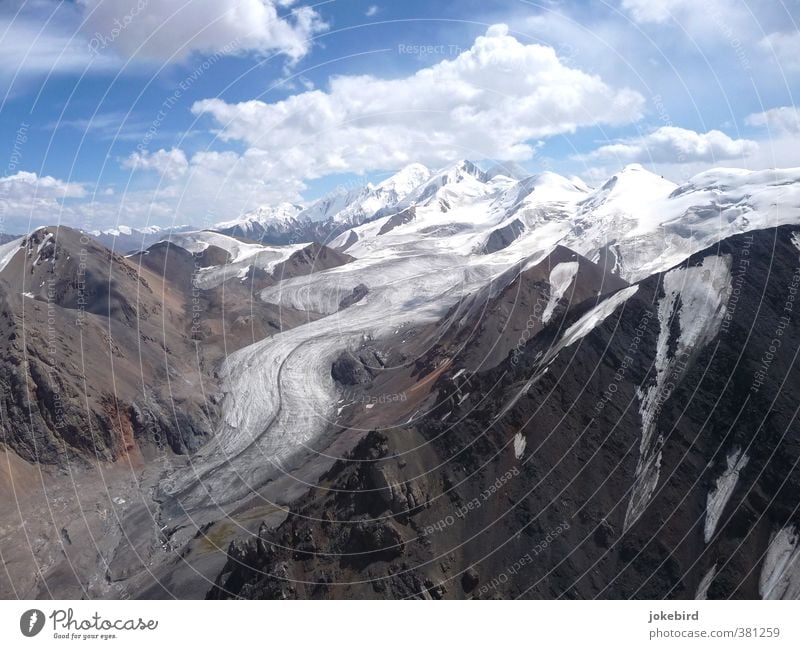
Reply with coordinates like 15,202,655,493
513,432,527,460
695,564,717,600
760,526,800,599
542,261,579,324
545,285,639,364
704,448,749,543
624,254,733,532
0,237,23,274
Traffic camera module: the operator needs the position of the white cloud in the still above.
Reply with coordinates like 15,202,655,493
122,148,189,180
0,171,86,200
77,0,328,62
579,126,758,163
759,31,800,72
0,171,87,231
116,146,307,225
746,106,800,134
365,5,379,17
0,14,114,80
620,0,694,23
620,0,742,25
191,24,644,179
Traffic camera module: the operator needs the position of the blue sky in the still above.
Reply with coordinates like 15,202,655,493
0,0,798,232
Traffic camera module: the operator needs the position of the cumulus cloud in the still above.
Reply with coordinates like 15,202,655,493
123,148,189,180
759,31,800,72
117,146,307,224
0,171,86,201
579,126,758,163
190,24,644,179
365,5,379,17
0,172,87,230
746,106,800,134
78,0,328,62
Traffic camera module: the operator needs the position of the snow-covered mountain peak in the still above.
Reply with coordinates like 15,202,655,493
254,202,304,222
217,202,304,230
491,170,588,218
403,159,490,207
446,159,487,182
375,163,432,194
581,163,677,213
297,164,434,227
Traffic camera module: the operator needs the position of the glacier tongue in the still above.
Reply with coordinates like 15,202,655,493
169,249,523,509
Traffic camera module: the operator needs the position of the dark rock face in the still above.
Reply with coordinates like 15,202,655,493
378,207,416,236
330,348,387,386
208,226,800,599
481,218,525,254
208,431,434,600
331,354,373,385
339,283,369,310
